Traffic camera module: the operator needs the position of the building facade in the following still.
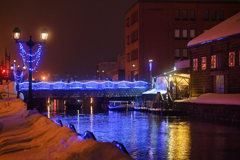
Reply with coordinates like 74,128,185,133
95,62,117,80
188,12,240,97
125,0,240,82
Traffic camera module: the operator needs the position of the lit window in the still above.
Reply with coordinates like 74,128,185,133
193,58,198,71
175,29,180,39
202,57,207,70
190,29,195,39
211,55,216,69
229,52,235,67
182,29,188,39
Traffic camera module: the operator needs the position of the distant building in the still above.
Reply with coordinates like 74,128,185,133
125,0,240,82
107,54,125,81
95,62,117,80
188,12,240,96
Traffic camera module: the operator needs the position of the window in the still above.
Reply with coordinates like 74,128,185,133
182,10,188,20
190,10,195,21
175,10,180,20
175,29,180,39
183,49,188,58
219,10,224,21
229,52,235,67
131,48,138,61
175,49,180,59
126,35,129,44
182,29,188,39
131,30,138,43
131,11,138,25
202,57,207,70
204,10,209,21
211,55,216,69
126,18,129,27
190,29,195,39
211,10,217,21
127,53,130,62
193,58,198,71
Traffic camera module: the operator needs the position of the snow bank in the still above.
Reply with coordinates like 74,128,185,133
0,99,132,160
178,93,240,105
0,82,24,100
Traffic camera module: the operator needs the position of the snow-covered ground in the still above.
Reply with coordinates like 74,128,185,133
176,93,240,105
0,83,132,160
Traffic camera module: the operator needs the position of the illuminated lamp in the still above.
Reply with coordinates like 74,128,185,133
41,28,49,41
13,27,21,40
11,65,14,70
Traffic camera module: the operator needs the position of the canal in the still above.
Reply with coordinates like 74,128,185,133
38,100,240,160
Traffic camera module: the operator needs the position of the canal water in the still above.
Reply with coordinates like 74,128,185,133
39,101,240,160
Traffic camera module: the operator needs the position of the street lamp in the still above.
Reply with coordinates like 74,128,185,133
149,59,153,89
13,27,48,110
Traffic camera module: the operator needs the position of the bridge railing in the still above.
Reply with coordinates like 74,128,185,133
19,80,148,91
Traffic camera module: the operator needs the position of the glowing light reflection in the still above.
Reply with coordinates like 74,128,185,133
167,122,191,160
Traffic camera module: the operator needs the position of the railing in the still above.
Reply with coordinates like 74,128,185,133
19,80,148,91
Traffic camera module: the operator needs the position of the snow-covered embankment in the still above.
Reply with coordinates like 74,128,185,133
0,98,132,160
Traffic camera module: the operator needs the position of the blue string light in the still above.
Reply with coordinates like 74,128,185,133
13,64,23,83
19,43,42,71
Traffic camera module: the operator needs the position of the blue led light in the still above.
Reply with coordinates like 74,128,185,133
19,43,42,71
149,62,152,71
13,63,23,82
19,81,148,91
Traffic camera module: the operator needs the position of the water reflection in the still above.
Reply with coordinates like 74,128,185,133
41,100,240,160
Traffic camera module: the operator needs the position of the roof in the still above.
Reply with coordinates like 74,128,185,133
157,68,190,77
188,12,240,47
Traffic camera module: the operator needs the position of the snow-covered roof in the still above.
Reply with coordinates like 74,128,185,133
177,93,240,105
188,12,240,47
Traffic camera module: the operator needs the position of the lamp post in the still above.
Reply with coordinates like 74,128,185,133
132,64,135,81
13,27,48,110
149,59,153,89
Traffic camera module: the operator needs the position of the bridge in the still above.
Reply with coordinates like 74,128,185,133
19,80,148,100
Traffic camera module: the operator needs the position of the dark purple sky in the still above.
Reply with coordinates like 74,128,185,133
0,0,136,80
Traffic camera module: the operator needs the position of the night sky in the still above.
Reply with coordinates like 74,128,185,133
0,0,136,80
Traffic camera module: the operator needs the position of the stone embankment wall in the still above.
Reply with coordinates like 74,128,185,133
174,102,240,122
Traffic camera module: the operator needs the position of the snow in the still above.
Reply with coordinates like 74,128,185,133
188,12,240,47
0,84,133,159
178,93,240,105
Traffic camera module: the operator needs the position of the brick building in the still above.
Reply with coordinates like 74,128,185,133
188,12,240,97
125,0,240,82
